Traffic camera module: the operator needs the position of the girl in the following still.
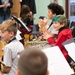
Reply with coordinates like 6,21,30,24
20,5,34,44
20,5,34,26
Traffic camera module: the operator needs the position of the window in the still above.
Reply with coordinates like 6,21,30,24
66,0,75,22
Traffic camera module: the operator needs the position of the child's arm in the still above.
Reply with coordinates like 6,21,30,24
2,66,11,74
0,61,11,74
1,47,12,74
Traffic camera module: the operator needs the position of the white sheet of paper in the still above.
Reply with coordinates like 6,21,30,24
20,0,22,2
17,30,21,35
43,46,74,75
16,30,22,40
64,42,75,61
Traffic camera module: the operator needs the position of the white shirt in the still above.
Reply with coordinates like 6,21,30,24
19,0,22,2
3,39,24,75
46,24,58,34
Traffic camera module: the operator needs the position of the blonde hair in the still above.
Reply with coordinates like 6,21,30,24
0,20,18,35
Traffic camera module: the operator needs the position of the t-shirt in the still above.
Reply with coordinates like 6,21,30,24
3,39,24,75
46,24,58,34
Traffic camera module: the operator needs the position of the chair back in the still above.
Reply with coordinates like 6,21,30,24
70,21,75,37
62,38,75,46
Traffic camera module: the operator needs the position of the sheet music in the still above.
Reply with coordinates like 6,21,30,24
19,0,22,2
43,46,74,75
16,30,22,40
64,42,75,61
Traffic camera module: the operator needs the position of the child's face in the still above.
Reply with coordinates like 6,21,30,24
1,30,14,42
53,21,64,31
0,71,2,75
47,9,56,19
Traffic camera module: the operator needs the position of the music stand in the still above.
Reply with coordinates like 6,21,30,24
62,38,75,71
12,15,31,32
62,38,75,46
43,46,74,75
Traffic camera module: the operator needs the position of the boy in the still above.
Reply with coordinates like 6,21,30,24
0,20,24,75
38,3,64,38
16,47,48,75
43,15,72,62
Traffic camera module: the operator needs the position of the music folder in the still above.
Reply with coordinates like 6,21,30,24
64,42,75,61
42,46,74,75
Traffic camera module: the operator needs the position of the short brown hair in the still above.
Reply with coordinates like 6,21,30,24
18,47,48,75
0,20,18,36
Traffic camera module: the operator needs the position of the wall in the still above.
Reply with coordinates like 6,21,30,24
58,0,65,13
34,0,50,24
34,0,65,24
10,0,65,23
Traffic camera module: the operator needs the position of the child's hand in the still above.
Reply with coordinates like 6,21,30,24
43,17,48,24
43,32,51,39
28,11,34,21
28,11,32,17
30,11,32,16
38,19,46,28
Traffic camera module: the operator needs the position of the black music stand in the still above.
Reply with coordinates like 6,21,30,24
62,38,75,46
62,38,75,72
12,15,31,32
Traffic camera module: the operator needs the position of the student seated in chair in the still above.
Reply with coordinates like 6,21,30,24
38,3,64,38
16,47,49,75
42,15,73,63
20,5,34,44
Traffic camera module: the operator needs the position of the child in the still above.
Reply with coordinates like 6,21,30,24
16,47,48,75
20,5,34,26
38,3,64,38
43,15,73,62
20,5,34,44
0,20,24,75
